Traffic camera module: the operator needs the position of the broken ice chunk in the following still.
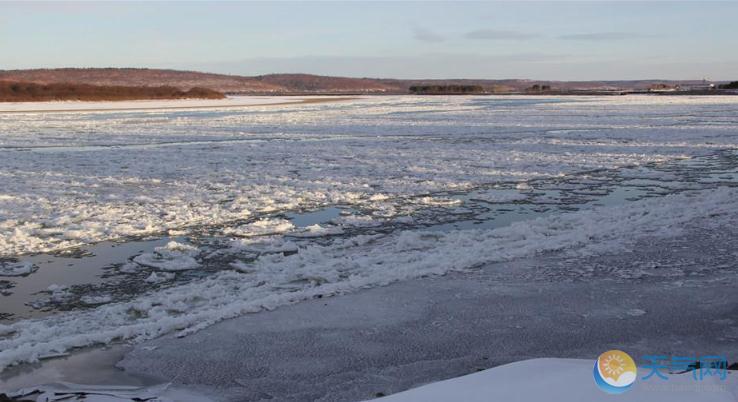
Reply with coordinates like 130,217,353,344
626,308,647,317
289,224,344,238
417,196,463,206
144,271,175,284
118,261,141,274
229,236,299,254
46,284,72,303
0,261,38,277
223,218,295,237
133,241,200,271
332,214,382,228
516,182,533,191
80,295,113,305
230,260,255,273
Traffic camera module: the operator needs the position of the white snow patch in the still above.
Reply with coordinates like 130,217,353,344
373,358,738,402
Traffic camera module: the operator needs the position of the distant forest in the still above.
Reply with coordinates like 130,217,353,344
0,81,225,102
409,85,485,95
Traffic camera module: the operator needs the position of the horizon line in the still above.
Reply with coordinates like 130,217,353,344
0,67,731,83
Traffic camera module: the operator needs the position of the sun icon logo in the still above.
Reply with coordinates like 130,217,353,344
593,350,637,394
603,353,626,376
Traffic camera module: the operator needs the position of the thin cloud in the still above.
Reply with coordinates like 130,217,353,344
465,30,541,40
558,32,655,41
413,27,445,43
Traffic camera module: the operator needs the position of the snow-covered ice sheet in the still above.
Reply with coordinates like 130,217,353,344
374,358,738,402
1,95,737,256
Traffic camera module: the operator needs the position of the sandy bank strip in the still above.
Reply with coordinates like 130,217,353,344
0,96,358,114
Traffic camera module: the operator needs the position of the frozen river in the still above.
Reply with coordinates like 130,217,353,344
1,95,738,382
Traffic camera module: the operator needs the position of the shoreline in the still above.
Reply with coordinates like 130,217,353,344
3,91,738,114
0,96,357,114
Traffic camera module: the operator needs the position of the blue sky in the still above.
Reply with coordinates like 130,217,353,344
1,1,736,80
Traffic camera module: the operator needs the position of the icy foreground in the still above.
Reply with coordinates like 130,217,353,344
5,382,212,402
375,359,738,402
1,95,738,372
0,187,736,371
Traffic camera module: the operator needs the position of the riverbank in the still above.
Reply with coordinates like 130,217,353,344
0,95,357,113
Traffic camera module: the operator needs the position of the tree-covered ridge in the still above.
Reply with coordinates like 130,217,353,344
409,85,484,94
0,81,225,102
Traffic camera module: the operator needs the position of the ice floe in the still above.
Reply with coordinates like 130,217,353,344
132,241,200,271
288,224,344,238
0,261,37,277
223,218,295,237
144,272,175,284
332,214,383,228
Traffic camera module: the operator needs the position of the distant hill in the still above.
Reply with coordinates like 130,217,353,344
0,68,281,94
254,74,404,93
0,68,725,95
0,81,224,102
0,68,402,94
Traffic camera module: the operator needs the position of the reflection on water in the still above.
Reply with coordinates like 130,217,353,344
0,345,160,390
286,207,343,227
1,238,169,322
